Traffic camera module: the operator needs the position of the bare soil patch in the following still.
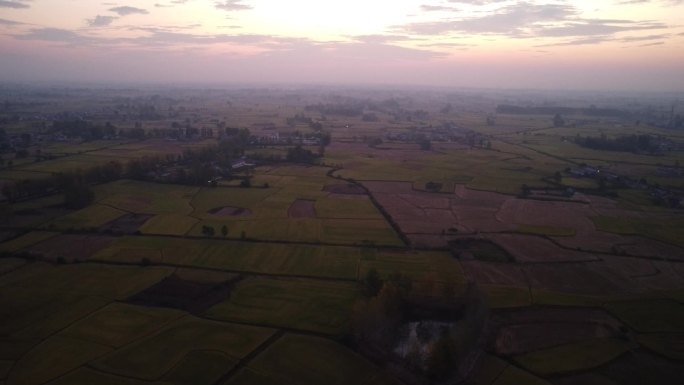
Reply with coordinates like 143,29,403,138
460,261,528,286
27,234,116,262
373,194,424,219
490,307,624,356
209,206,253,217
496,198,595,231
552,231,629,253
323,183,366,195
597,349,684,385
127,273,243,314
363,181,414,193
489,234,599,263
288,199,316,218
524,263,636,296
494,322,618,355
616,237,684,261
450,238,514,263
634,261,684,291
453,185,508,205
397,193,450,209
100,213,154,233
10,207,71,228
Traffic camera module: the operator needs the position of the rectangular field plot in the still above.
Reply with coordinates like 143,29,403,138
61,303,184,348
0,231,59,253
359,249,465,283
6,335,112,385
139,213,199,236
236,334,400,385
0,263,172,300
513,338,632,377
91,316,274,381
93,236,362,280
205,278,359,334
0,285,109,341
95,180,198,215
45,204,127,230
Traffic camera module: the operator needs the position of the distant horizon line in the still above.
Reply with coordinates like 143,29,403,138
1,80,683,96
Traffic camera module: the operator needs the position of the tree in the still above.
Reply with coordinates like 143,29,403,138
553,113,565,127
367,137,382,148
418,138,431,151
63,181,94,209
553,171,562,182
202,225,215,238
425,332,457,381
221,225,228,237
521,184,530,197
363,268,383,297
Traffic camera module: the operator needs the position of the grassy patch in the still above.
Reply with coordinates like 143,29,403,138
0,285,109,340
315,196,384,219
513,338,631,376
465,354,508,385
62,303,184,348
139,214,198,236
162,350,236,385
1,263,172,300
517,224,576,237
205,278,359,335
592,216,684,247
451,239,514,263
6,335,112,385
246,334,396,385
92,316,273,380
531,289,604,307
41,367,156,385
47,205,126,230
492,365,551,385
482,285,531,309
0,232,59,253
605,299,684,333
94,236,361,280
637,334,684,361
95,180,197,215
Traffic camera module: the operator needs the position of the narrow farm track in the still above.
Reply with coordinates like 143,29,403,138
211,329,286,385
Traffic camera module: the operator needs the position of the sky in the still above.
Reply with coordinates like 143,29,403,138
0,0,683,91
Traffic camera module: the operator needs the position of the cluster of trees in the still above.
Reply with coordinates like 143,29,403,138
285,114,323,130
50,120,117,140
351,269,488,382
61,174,94,209
286,145,319,164
305,102,364,117
574,133,661,154
496,104,631,118
367,137,383,148
1,160,129,203
201,225,229,238
553,113,565,127
351,269,413,349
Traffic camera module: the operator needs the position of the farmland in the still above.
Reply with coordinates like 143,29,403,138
1,86,683,384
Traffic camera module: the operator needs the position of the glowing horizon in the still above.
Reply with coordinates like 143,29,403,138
0,0,683,91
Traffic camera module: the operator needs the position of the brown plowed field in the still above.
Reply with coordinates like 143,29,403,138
28,234,116,262
288,199,316,218
323,183,366,195
489,234,599,263
494,322,618,355
461,261,528,286
209,206,253,217
524,263,637,296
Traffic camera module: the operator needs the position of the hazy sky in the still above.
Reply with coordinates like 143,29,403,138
1,0,683,91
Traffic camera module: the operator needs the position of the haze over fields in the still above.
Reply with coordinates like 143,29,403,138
1,0,683,90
